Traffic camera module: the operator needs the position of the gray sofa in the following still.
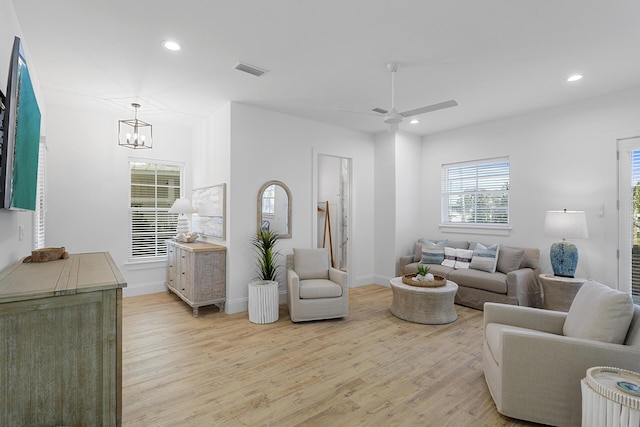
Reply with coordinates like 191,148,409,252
398,240,542,310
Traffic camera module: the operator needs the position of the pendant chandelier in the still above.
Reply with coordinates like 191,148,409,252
118,103,153,149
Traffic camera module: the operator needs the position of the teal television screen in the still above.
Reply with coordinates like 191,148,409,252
0,36,41,211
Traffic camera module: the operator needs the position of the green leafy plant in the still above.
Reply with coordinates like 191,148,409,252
416,264,430,276
252,229,280,282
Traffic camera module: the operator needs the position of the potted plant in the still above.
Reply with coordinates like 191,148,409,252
248,229,281,324
416,264,434,282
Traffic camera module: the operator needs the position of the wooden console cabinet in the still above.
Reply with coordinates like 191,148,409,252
166,241,226,316
0,252,126,426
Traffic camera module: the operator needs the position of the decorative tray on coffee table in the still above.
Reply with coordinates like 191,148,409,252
402,274,446,288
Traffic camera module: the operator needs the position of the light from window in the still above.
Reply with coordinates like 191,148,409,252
33,137,46,249
442,157,510,225
129,160,183,260
262,184,275,215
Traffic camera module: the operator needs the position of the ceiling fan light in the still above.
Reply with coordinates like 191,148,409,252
567,74,583,82
384,116,403,124
163,40,181,51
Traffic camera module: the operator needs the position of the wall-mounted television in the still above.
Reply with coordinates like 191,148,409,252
0,36,41,211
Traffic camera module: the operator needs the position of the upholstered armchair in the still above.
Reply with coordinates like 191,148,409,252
483,281,640,426
286,248,348,322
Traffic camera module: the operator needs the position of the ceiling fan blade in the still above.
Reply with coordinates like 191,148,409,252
372,107,389,114
401,100,458,118
334,108,383,117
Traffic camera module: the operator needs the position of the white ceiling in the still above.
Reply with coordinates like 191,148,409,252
9,0,640,136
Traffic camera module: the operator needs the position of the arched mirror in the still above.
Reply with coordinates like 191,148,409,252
257,180,292,238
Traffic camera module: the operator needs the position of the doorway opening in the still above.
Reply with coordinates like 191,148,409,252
317,154,351,272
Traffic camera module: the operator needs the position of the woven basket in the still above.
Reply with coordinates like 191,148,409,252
402,274,446,288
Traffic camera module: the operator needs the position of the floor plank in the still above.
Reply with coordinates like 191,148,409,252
122,285,543,426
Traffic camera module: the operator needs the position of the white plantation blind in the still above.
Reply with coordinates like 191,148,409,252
129,160,183,260
442,157,510,225
33,137,46,249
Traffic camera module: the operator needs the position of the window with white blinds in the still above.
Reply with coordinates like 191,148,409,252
33,137,46,249
129,160,183,260
441,157,510,225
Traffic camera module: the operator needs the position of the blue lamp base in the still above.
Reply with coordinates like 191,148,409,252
550,240,578,278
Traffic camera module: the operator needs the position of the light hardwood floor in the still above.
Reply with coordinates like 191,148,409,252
122,285,543,426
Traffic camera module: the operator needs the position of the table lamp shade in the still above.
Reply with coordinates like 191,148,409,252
544,210,588,278
169,198,196,234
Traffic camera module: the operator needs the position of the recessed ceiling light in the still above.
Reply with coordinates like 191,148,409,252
410,119,419,124
162,40,181,51
567,74,583,82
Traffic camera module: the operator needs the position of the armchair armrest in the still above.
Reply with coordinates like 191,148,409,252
497,328,640,426
329,267,348,289
287,269,300,300
484,302,566,335
506,268,542,308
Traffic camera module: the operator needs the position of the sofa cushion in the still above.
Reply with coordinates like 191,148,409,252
470,243,500,273
421,240,447,264
454,248,473,269
293,248,329,280
563,281,634,344
299,279,343,299
518,247,540,270
441,247,457,268
497,247,525,274
449,268,507,294
415,239,469,262
447,240,471,250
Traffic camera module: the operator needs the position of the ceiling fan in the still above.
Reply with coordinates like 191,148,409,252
336,62,458,131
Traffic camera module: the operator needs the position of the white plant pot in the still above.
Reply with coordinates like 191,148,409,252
248,280,279,324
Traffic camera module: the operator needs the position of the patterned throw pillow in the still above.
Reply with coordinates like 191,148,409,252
441,247,457,268
421,240,447,264
470,243,500,273
454,249,474,269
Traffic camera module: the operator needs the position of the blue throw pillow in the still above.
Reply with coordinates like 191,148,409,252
470,243,500,273
421,240,447,264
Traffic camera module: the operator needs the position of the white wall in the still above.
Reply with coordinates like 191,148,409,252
419,87,640,289
395,131,422,274
0,0,44,270
197,102,375,314
44,104,193,296
373,131,395,282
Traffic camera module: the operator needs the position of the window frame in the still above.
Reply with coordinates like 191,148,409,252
128,158,184,262
440,156,510,230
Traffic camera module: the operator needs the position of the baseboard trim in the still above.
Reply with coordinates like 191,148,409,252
122,281,167,297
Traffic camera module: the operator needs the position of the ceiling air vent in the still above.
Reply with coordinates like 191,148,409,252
233,62,267,77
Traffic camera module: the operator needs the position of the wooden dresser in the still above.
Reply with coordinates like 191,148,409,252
0,252,126,426
166,241,226,316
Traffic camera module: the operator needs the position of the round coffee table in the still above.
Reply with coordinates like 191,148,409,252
389,277,458,324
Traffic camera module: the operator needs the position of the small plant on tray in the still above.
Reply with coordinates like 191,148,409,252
415,264,435,282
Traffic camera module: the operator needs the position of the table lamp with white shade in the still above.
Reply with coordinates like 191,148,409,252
169,197,196,235
544,209,589,278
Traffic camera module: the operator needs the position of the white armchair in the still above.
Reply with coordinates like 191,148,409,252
286,248,348,322
483,281,640,426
